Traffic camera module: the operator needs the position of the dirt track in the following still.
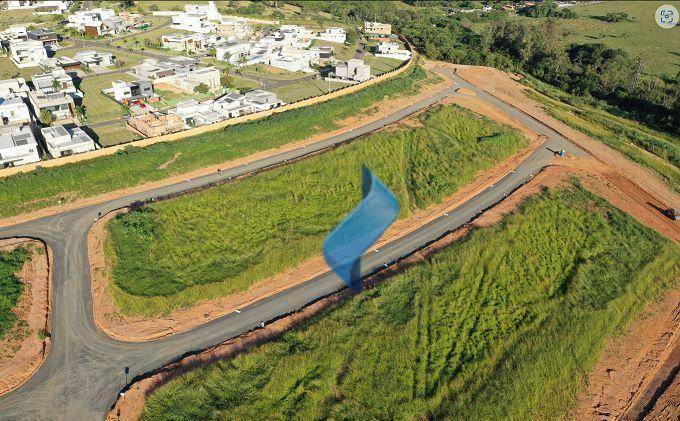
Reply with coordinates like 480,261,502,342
0,239,51,397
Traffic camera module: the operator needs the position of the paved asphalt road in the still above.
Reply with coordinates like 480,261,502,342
0,68,585,420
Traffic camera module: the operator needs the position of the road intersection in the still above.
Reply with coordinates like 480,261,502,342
0,68,585,420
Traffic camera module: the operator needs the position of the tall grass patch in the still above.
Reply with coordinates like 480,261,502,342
0,65,434,218
0,247,29,340
106,105,527,316
141,185,680,420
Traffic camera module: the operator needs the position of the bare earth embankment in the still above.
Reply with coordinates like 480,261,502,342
0,239,51,397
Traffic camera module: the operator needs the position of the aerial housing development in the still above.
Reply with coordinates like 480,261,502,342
0,2,677,421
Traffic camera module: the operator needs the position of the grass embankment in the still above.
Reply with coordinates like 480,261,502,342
0,65,434,219
525,80,680,193
0,247,29,340
141,185,680,420
106,104,527,316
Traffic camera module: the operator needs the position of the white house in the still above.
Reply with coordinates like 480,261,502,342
171,13,215,34
0,78,30,98
168,99,215,126
31,69,82,100
211,92,254,118
374,42,412,61
0,96,31,126
158,66,221,93
244,90,283,111
110,80,154,103
335,59,371,83
73,50,116,67
0,125,40,167
0,26,27,42
40,125,96,158
268,46,315,73
184,1,222,21
66,8,117,34
9,40,48,68
161,33,206,53
217,17,252,38
7,0,69,13
314,27,346,44
28,90,75,123
215,40,251,63
364,21,392,35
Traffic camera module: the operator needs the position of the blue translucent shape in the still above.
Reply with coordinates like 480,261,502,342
323,166,400,291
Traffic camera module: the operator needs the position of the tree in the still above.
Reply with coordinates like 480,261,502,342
148,4,159,12
194,83,209,94
51,78,60,92
220,72,233,88
39,109,54,126
119,0,134,9
74,105,87,122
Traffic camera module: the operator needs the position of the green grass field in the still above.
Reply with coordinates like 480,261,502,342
141,185,680,420
0,247,29,341
524,78,680,193
79,73,137,123
0,65,434,219
513,1,680,77
105,104,527,316
92,122,141,147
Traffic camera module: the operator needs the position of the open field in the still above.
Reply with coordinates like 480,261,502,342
79,73,136,123
0,247,29,340
0,57,42,80
141,185,680,420
524,78,680,193
556,1,680,77
0,65,433,218
56,47,143,67
269,78,346,103
92,122,141,148
105,104,527,316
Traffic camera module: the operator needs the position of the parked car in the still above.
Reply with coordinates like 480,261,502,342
663,208,679,220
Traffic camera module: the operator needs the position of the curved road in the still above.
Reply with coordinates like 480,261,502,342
0,68,584,420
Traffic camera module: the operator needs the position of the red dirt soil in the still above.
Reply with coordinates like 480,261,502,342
0,239,51,397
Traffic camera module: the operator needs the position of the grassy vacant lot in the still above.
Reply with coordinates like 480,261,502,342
270,78,346,103
0,247,29,340
0,57,41,80
556,1,680,77
79,73,136,123
0,64,434,218
106,104,527,316
525,79,680,193
92,122,141,148
141,185,680,420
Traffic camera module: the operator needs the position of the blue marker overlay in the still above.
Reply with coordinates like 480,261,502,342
323,166,399,291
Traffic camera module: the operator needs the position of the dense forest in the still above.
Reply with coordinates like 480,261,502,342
286,0,680,135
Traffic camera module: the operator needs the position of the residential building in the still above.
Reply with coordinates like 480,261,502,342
364,21,392,35
52,56,81,71
374,42,412,61
66,9,118,35
168,99,215,126
215,40,251,63
110,80,154,103
216,17,252,38
133,57,200,79
0,95,31,126
268,46,316,73
7,0,69,13
73,50,116,67
278,25,314,49
168,67,220,93
335,59,371,83
185,1,222,21
127,113,184,138
309,46,334,60
0,78,30,98
0,26,27,43
314,27,347,44
161,33,205,53
28,90,75,122
9,40,47,68
0,125,40,167
27,28,58,47
244,90,282,111
31,69,82,99
211,92,254,118
40,125,96,158
171,13,214,34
